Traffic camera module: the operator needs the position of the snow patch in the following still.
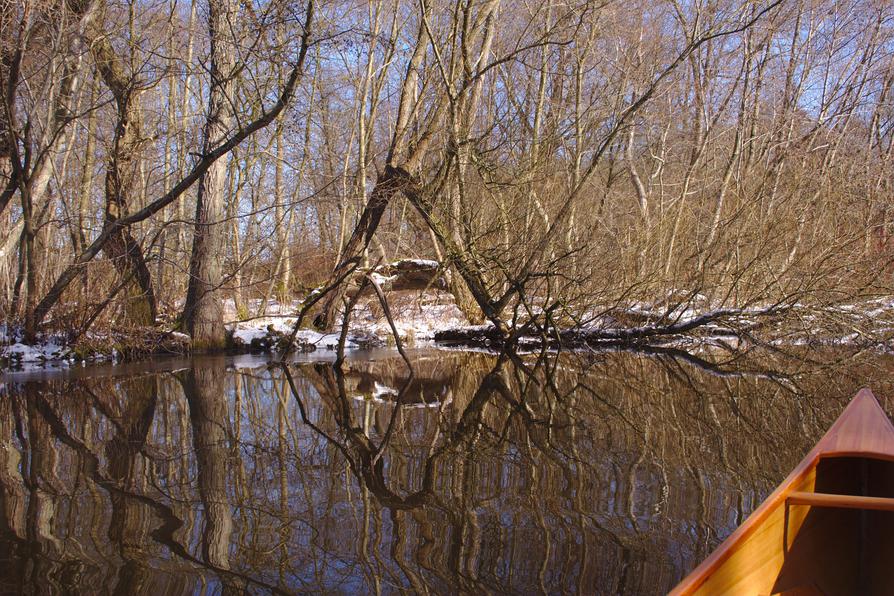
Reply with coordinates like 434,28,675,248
229,317,367,351
392,258,439,268
369,272,397,285
2,340,69,363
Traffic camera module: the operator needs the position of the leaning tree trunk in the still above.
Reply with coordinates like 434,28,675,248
313,3,500,331
85,0,157,326
314,166,406,329
182,0,238,350
101,91,157,326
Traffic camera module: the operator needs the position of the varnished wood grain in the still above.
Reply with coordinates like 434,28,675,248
787,491,894,512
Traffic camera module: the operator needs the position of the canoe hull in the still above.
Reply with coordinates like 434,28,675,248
685,463,817,594
672,389,894,595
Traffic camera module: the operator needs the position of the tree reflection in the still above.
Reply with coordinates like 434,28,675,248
0,392,25,540
105,376,157,594
0,347,891,593
178,363,243,593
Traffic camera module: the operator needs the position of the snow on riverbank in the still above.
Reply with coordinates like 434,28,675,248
230,319,361,351
2,338,69,364
229,289,468,351
225,258,463,351
0,327,191,371
220,290,894,354
6,288,894,372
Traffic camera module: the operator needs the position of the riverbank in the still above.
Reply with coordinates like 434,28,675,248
0,284,469,370
4,289,894,372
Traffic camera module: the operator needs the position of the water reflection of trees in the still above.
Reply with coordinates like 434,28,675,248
1,348,893,594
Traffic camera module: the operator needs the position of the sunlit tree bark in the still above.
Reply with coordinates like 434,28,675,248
182,0,240,349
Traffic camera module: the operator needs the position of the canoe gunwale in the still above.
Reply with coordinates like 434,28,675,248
817,451,894,463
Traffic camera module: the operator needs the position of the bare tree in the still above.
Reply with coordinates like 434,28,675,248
23,0,314,333
81,0,158,326
4,0,894,351
181,0,240,349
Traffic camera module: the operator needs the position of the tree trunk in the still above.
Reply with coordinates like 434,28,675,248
182,0,239,349
101,89,157,326
85,0,157,326
100,95,157,326
75,74,98,254
314,166,406,329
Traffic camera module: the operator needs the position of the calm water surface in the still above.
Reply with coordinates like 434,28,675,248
1,346,893,595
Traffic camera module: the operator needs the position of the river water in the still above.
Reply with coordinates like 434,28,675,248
0,346,892,594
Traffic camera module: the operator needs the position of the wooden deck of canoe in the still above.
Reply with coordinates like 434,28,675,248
671,388,894,596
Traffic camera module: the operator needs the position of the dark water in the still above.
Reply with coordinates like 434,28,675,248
1,346,893,595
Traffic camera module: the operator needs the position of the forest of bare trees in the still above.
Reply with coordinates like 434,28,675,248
3,0,894,350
